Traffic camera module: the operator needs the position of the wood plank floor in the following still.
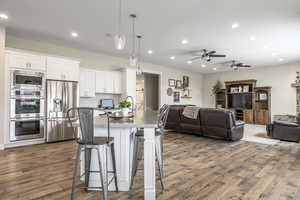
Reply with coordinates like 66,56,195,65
1,132,300,200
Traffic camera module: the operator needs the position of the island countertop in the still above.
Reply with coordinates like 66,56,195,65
94,110,159,128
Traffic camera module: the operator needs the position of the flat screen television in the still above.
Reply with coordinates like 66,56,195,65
228,94,252,109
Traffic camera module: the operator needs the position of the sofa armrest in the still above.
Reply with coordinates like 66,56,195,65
230,123,244,141
274,120,299,127
235,120,245,127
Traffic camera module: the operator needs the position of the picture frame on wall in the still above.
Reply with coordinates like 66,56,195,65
183,76,189,88
168,79,176,87
173,92,180,102
175,80,182,89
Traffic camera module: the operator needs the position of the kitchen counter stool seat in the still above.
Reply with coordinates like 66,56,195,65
67,107,118,200
130,105,169,191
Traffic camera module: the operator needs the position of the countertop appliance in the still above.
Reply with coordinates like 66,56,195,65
46,80,78,142
99,99,114,109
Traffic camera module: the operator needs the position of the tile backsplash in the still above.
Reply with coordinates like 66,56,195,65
79,94,122,108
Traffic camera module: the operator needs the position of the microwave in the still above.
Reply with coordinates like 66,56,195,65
11,70,45,90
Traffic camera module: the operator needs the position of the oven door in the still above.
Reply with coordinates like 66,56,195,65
10,98,45,118
11,70,44,90
10,118,44,141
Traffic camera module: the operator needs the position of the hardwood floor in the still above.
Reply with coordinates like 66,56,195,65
1,132,300,200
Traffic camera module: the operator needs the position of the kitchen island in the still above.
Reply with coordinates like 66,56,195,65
77,110,159,200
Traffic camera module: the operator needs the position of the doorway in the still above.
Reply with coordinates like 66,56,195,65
136,73,160,111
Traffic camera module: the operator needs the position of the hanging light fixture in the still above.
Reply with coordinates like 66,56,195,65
114,0,126,50
136,35,143,75
129,14,138,67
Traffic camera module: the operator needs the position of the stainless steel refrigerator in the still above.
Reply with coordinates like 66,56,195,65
46,80,78,142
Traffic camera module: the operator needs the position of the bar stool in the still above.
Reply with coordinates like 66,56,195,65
67,107,118,200
130,105,170,190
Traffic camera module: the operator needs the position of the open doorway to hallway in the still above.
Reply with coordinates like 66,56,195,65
136,72,160,111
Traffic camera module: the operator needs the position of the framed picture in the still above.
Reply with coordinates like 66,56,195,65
183,76,189,88
175,80,182,89
183,89,190,97
173,92,180,102
168,79,176,87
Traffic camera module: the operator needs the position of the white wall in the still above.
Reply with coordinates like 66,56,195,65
203,62,300,117
0,27,5,149
5,35,204,107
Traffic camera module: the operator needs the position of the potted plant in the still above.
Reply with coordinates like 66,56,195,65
118,100,132,116
211,80,223,96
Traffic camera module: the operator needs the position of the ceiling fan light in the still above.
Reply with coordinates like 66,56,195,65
114,34,126,50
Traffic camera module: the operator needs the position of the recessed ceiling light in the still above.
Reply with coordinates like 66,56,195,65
213,67,217,71
170,56,175,60
181,39,188,44
231,23,239,29
263,45,269,49
201,64,206,68
279,58,284,62
147,50,153,54
0,13,8,20
250,36,256,41
71,32,78,38
187,60,192,64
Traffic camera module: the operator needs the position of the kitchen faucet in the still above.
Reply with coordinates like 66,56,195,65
125,96,134,113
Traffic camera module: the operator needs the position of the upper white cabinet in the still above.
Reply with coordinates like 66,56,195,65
79,68,96,98
113,71,122,94
95,70,123,94
46,56,79,81
6,50,46,71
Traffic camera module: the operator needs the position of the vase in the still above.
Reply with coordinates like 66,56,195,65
121,108,130,116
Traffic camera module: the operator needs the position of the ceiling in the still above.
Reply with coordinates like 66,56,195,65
1,0,300,73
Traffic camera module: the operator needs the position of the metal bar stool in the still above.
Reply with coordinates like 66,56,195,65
130,105,170,190
67,107,118,200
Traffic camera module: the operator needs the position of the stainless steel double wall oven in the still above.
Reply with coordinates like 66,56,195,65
9,70,45,141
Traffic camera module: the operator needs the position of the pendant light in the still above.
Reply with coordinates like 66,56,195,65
129,14,138,67
136,35,143,75
114,0,126,50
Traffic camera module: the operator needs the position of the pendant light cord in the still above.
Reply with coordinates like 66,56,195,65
137,36,141,68
131,15,136,56
118,0,121,35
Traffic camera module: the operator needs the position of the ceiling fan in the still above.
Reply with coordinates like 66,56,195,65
190,49,226,62
230,60,252,70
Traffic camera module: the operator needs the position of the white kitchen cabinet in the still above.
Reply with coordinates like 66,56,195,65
95,70,123,94
113,71,122,94
79,68,96,98
96,71,113,93
6,50,46,71
46,56,79,81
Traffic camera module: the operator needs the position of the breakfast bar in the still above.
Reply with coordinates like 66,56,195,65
77,110,159,200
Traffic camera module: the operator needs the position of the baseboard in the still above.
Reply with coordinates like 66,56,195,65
0,144,4,150
4,138,45,149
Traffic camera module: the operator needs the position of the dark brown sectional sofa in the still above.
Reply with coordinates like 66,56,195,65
165,105,244,141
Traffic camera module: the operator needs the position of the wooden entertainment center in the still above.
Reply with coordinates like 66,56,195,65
215,79,271,125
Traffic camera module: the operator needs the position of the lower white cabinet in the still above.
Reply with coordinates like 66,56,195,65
79,68,96,97
46,56,79,81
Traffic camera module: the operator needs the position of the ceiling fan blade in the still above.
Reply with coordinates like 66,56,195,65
210,54,226,57
190,56,202,61
208,51,216,55
241,65,251,68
